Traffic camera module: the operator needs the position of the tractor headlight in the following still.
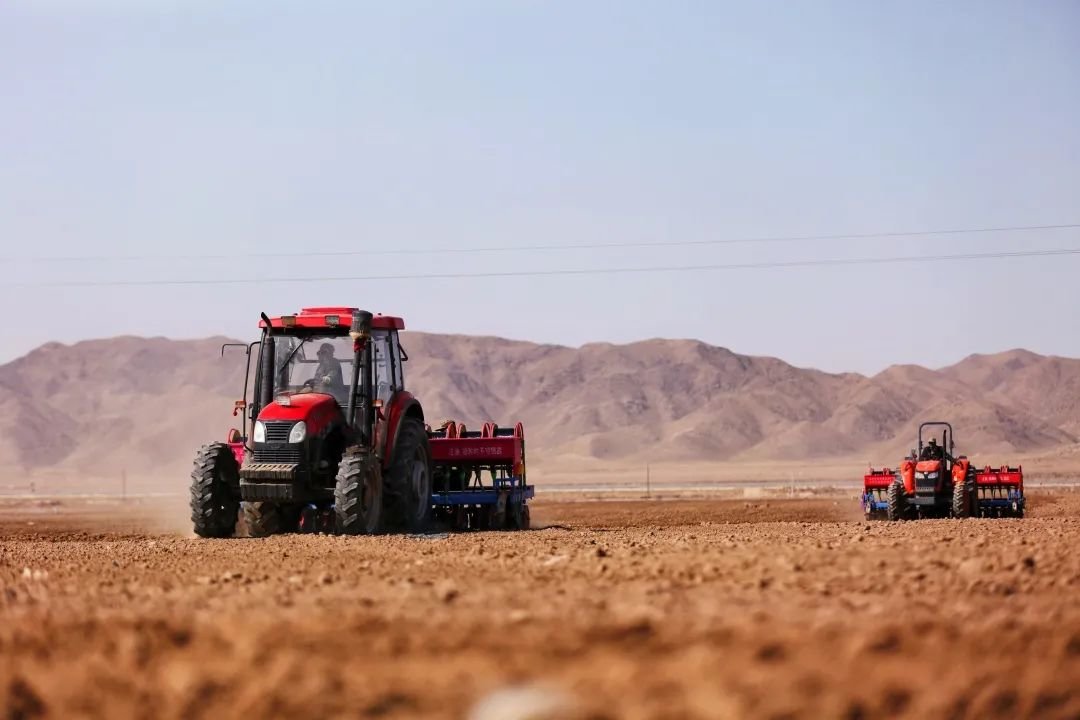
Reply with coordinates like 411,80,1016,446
253,421,266,443
288,421,307,444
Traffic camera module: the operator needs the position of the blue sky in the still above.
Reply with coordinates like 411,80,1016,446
1,0,1077,373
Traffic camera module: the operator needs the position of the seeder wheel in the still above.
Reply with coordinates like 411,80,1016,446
453,505,470,531
510,503,530,530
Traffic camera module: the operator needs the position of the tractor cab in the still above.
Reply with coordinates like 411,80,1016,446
269,335,353,407
913,436,948,488
907,422,956,498
254,307,405,423
243,307,409,486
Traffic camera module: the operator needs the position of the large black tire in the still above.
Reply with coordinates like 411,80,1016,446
334,447,383,535
951,481,969,519
383,418,433,532
241,502,300,537
510,503,531,531
190,442,240,538
886,480,908,522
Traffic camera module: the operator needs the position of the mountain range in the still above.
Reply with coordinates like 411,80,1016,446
0,333,1077,486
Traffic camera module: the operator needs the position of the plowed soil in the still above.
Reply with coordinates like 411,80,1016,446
1,491,1079,719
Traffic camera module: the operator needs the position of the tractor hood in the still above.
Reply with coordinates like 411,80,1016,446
258,392,344,436
915,460,943,474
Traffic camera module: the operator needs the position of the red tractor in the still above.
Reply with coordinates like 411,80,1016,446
190,307,533,537
862,421,1024,521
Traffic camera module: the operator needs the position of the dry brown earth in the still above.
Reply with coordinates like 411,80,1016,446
1,490,1078,719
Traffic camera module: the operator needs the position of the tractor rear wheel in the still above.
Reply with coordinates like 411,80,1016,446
886,481,908,522
334,447,383,535
190,442,240,538
383,418,433,532
241,502,300,537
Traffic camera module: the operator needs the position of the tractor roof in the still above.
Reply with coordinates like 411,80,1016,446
259,307,405,331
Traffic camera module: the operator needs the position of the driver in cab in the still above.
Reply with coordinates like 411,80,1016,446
311,343,344,391
920,437,944,462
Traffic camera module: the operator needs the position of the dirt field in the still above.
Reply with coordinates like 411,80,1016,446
1,491,1078,719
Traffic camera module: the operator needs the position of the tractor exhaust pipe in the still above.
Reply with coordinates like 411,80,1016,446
347,310,374,444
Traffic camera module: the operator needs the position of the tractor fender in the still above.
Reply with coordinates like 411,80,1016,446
380,392,425,468
900,460,916,495
952,458,970,485
226,428,246,467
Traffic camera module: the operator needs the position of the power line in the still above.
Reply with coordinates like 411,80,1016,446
1,222,1078,263
6,246,1079,288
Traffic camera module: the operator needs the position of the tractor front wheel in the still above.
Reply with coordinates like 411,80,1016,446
334,447,383,535
951,481,971,519
383,418,433,533
190,442,240,538
886,481,908,522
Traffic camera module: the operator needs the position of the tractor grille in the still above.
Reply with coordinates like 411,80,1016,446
253,446,302,464
263,421,295,444
915,473,938,493
253,422,301,464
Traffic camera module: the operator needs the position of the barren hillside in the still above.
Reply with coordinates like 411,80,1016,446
0,333,1077,486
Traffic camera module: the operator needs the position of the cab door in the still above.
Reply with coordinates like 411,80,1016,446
371,330,404,406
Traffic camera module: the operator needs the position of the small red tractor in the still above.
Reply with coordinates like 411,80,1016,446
190,307,533,537
862,421,1024,520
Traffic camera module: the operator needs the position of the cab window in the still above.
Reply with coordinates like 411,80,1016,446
389,332,405,390
372,331,393,404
